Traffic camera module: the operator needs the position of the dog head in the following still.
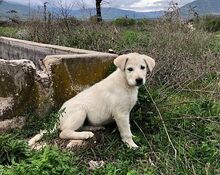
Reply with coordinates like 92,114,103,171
114,53,155,87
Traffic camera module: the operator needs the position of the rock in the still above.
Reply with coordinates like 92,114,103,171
0,116,25,131
89,160,105,170
0,59,38,120
0,58,54,122
29,142,47,150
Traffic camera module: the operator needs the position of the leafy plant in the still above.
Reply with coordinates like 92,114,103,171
195,15,220,32
113,17,136,27
2,146,79,175
0,134,31,165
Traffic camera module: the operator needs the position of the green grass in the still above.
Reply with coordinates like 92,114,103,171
209,31,220,54
0,26,21,38
216,31,220,36
215,31,220,44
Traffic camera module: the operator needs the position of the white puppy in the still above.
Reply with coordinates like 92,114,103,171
29,53,155,148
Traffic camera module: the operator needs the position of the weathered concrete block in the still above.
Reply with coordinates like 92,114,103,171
0,116,26,131
0,59,38,119
0,37,117,127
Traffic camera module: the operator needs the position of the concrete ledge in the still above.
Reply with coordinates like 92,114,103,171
0,37,101,70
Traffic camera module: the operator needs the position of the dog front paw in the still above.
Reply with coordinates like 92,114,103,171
127,141,139,149
123,138,139,149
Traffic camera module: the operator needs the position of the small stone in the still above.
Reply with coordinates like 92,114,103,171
108,49,115,53
89,160,105,170
30,142,47,150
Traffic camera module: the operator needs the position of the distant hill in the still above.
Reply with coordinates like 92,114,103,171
67,8,164,20
0,1,29,20
180,0,220,17
1,0,220,21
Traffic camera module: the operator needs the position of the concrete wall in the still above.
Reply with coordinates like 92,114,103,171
0,37,117,129
0,37,98,70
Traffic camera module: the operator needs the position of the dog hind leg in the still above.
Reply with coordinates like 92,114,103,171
60,129,94,140
59,109,94,140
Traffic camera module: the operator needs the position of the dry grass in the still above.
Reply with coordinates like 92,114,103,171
147,19,220,88
20,17,220,89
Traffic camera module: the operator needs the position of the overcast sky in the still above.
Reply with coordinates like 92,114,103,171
6,0,196,12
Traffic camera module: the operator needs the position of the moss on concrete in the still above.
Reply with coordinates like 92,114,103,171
0,73,17,97
50,62,76,107
0,62,40,120
51,58,114,106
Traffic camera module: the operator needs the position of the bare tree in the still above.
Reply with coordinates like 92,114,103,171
44,2,48,22
55,0,74,19
53,0,77,33
164,0,181,21
96,0,102,22
76,0,93,19
0,0,3,19
188,5,199,21
95,0,110,22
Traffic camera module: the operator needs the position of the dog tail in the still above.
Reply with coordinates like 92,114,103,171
28,124,57,148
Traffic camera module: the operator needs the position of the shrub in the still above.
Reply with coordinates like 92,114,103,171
0,134,30,165
195,15,220,32
209,35,220,54
61,22,118,51
136,18,153,26
0,26,21,37
2,146,79,175
23,17,61,44
147,19,220,88
113,17,136,27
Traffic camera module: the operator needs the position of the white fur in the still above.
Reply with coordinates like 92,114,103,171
29,53,155,148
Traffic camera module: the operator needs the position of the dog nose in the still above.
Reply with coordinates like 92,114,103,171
135,78,143,86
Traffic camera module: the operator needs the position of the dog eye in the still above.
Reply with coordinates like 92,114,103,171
140,65,145,70
127,67,133,72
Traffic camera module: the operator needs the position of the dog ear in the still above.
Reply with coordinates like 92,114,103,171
114,55,128,71
143,55,155,72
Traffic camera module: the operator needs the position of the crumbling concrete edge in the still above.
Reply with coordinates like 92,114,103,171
0,37,108,55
